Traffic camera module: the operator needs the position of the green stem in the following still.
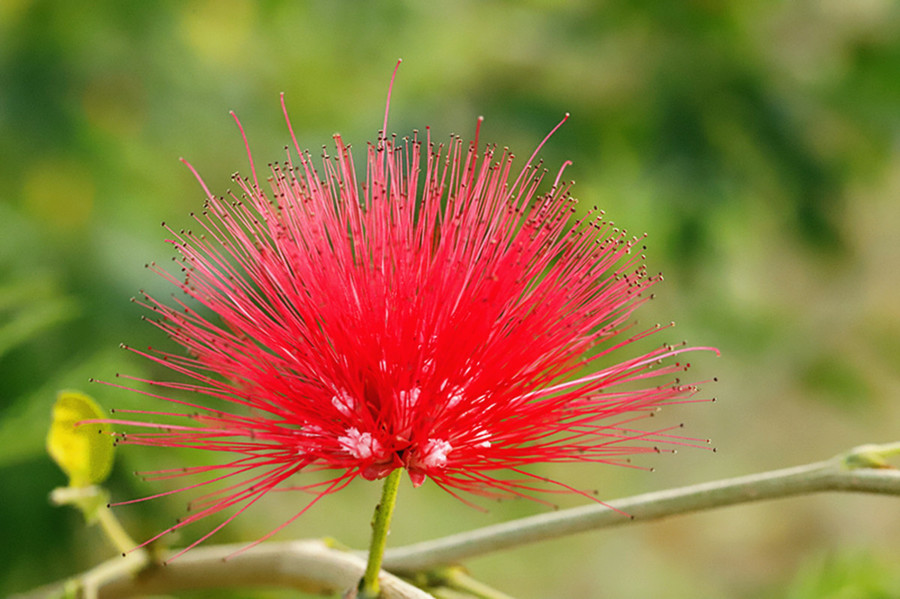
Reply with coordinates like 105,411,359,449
97,504,138,556
435,567,518,599
49,485,138,555
358,468,403,598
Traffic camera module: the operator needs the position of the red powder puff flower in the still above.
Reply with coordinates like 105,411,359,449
103,71,716,558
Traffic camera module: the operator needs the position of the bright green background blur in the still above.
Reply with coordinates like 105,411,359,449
2,1,899,597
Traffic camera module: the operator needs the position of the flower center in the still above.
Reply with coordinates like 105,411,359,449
337,427,382,460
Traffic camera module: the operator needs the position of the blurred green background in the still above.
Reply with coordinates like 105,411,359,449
2,1,899,597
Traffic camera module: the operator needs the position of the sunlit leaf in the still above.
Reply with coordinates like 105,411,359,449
46,390,114,487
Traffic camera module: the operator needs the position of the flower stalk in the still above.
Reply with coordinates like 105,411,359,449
359,468,403,598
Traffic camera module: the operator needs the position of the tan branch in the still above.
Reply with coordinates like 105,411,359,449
14,540,433,599
383,444,900,572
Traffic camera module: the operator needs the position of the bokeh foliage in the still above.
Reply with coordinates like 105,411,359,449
1,1,899,597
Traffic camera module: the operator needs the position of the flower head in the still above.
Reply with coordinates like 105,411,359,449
106,70,716,556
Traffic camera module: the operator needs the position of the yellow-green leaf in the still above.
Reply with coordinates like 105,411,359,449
47,390,115,487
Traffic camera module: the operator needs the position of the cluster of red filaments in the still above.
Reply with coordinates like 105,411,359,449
103,89,715,556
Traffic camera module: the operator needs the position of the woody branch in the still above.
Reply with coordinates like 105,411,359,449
14,442,900,599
